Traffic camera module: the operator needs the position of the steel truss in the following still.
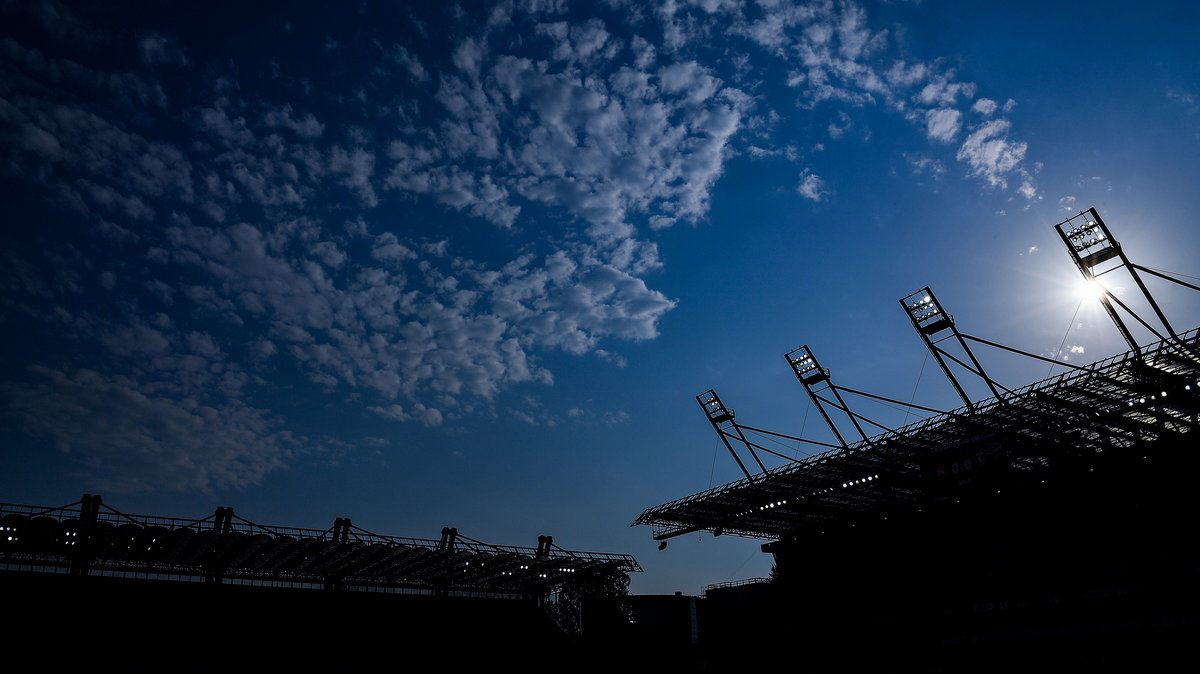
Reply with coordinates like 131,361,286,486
635,208,1200,542
1,497,640,594
634,328,1200,540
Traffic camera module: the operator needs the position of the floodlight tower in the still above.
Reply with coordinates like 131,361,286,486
697,389,766,481
784,345,870,448
1055,207,1200,358
1056,209,1145,352
899,286,1002,410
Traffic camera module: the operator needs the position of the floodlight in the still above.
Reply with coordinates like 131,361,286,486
785,344,830,385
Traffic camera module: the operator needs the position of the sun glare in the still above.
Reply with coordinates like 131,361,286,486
1078,279,1107,302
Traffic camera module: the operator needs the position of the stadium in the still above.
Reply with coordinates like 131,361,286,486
635,208,1200,668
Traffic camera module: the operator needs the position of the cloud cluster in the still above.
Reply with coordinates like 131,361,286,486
0,0,1040,492
5,366,299,492
2,2,702,489
384,38,750,241
651,1,1036,197
956,119,1027,189
796,168,827,202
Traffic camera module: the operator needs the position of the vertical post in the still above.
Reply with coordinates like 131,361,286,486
213,507,234,533
535,535,554,558
206,507,234,584
325,518,352,591
70,493,101,576
332,517,351,543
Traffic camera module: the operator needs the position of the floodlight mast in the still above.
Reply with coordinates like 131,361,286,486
697,389,765,482
899,287,1002,410
784,345,870,448
1055,208,1143,352
1055,207,1199,359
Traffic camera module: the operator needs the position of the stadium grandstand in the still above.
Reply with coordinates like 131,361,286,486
635,208,1200,668
0,494,638,594
1,495,640,670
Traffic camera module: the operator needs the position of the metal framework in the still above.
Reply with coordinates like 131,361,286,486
698,389,766,481
900,287,1004,407
635,208,1200,542
635,329,1200,540
1,496,640,595
1056,208,1200,358
786,345,871,447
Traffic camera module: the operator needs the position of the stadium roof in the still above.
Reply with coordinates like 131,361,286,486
634,328,1200,541
1,497,640,594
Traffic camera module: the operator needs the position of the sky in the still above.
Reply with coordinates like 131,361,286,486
2,0,1200,595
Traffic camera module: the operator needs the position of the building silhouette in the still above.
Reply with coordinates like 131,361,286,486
635,208,1200,669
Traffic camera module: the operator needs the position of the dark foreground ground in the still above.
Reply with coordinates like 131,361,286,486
5,569,1198,673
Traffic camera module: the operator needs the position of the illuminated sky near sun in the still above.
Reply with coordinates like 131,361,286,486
2,0,1199,593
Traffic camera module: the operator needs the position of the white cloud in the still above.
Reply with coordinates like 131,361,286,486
905,153,946,175
885,60,929,88
1058,344,1085,361
383,47,748,240
329,145,378,207
263,105,324,139
972,98,998,116
956,119,1027,188
648,0,1034,197
828,111,852,139
915,75,976,107
519,0,568,15
0,94,192,201
197,105,254,146
924,108,961,143
370,232,417,264
369,403,445,427
452,37,484,76
5,366,306,492
384,44,430,82
158,216,674,415
797,169,827,202
536,18,613,64
603,410,630,424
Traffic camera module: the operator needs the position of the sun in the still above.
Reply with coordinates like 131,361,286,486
1077,279,1107,302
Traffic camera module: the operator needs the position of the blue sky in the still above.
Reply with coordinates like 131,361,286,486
2,0,1199,594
